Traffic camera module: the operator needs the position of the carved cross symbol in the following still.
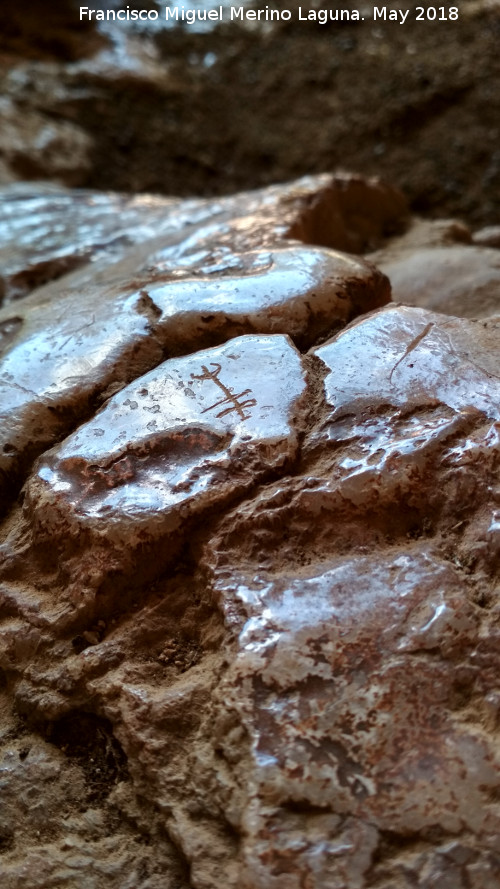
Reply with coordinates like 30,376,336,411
191,363,257,421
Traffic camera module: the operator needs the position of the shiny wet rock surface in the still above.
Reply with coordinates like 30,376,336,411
1,176,500,888
0,174,394,508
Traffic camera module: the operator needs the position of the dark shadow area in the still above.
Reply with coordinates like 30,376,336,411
45,712,129,804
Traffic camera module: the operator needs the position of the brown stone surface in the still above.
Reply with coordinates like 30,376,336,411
371,219,500,319
0,173,406,306
0,0,498,229
0,175,394,508
203,305,500,886
1,178,500,888
473,226,500,249
0,185,196,304
0,98,92,189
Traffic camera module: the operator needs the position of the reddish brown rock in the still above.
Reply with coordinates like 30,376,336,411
1,178,500,889
0,173,406,305
21,334,306,632
371,219,500,319
1,301,500,888
200,306,500,887
0,185,200,305
0,177,391,509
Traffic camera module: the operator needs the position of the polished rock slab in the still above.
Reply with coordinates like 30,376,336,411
28,333,306,556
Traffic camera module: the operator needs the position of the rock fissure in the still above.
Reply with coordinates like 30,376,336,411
1,170,500,887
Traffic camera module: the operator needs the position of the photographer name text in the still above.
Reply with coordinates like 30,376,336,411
79,6,460,25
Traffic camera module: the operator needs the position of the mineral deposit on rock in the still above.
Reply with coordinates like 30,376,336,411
1,176,499,889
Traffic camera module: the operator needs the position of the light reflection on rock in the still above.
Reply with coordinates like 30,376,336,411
196,304,500,887
28,334,306,551
0,172,405,305
0,239,388,505
1,174,500,888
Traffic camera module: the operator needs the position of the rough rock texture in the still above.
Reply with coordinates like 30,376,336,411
203,304,500,887
1,175,500,888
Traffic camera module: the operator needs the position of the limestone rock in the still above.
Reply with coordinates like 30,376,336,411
381,246,500,319
1,178,500,889
2,302,500,887
0,692,187,888
23,334,306,630
202,306,500,887
473,226,500,249
0,97,92,190
0,173,406,306
371,219,500,319
0,177,391,509
0,184,204,305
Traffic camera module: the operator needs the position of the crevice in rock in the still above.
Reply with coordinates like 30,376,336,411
43,712,128,806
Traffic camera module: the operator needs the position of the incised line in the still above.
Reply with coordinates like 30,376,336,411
191,362,257,421
389,322,434,384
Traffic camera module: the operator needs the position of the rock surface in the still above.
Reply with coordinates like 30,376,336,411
0,97,92,189
0,184,199,304
203,305,500,887
1,176,500,888
0,0,498,228
0,172,407,305
0,174,396,507
371,218,500,319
